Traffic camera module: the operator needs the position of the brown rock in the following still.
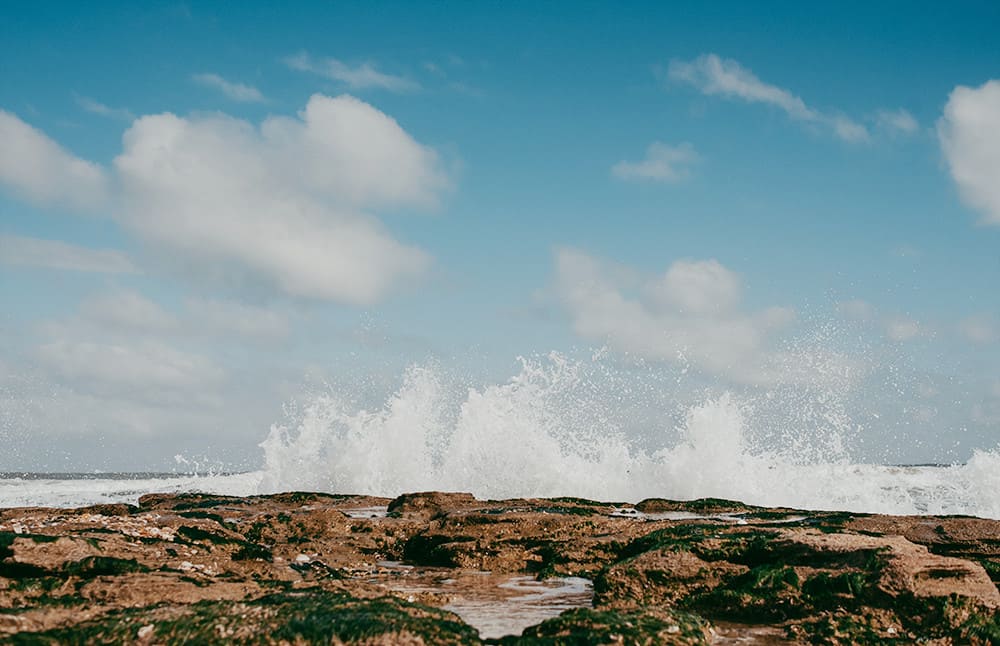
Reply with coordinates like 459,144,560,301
387,491,479,520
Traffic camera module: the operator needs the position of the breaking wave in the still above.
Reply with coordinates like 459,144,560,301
258,352,1000,519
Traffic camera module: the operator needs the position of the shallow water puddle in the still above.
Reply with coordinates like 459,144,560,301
372,565,593,639
341,506,389,518
444,576,593,639
610,507,807,524
710,621,793,644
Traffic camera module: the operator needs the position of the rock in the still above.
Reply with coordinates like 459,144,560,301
387,491,479,519
635,498,757,514
499,606,712,645
0,493,998,643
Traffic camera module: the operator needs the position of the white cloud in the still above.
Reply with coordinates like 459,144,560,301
79,290,179,334
37,339,223,391
831,116,870,143
74,95,135,121
669,54,814,119
285,52,418,92
192,73,265,103
938,80,1000,225
0,110,108,209
958,315,997,344
876,108,918,135
667,53,869,143
0,96,448,305
551,249,832,386
612,142,698,183
0,233,137,273
184,298,289,339
111,94,446,303
885,317,924,342
645,259,741,314
68,288,290,341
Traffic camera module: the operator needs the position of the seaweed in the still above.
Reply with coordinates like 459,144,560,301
62,556,149,577
684,564,804,622
403,533,477,567
497,606,710,645
5,591,481,645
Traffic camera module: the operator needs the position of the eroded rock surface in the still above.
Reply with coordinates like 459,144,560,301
0,492,997,644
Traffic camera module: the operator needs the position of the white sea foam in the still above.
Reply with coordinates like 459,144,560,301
3,352,998,518
256,353,1000,519
0,472,262,509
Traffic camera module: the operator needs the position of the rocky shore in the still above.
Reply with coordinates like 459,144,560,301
1,491,998,644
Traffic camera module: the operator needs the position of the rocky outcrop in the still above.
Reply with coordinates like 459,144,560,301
0,493,997,644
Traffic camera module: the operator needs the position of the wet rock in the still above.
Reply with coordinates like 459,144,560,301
500,606,712,645
387,491,479,520
7,590,481,645
0,492,998,644
635,498,758,514
596,523,1000,643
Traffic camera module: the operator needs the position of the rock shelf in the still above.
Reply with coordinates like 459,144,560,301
0,492,998,644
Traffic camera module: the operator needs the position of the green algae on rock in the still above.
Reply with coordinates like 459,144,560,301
2,591,481,645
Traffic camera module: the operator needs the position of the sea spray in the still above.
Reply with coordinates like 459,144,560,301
5,351,997,516
256,352,1000,518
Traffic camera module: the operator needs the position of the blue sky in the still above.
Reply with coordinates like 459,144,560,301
1,1,999,471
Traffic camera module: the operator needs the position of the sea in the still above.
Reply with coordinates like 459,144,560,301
3,353,999,518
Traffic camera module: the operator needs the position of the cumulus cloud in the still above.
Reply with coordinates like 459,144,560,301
0,95,450,304
112,94,445,303
0,111,109,209
938,80,1000,225
285,52,419,92
644,258,741,314
0,233,137,274
612,142,698,183
192,73,265,103
667,54,869,142
551,249,827,386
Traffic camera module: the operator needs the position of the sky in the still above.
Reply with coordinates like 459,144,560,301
1,1,999,471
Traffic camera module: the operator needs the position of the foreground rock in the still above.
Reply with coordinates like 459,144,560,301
0,492,996,644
